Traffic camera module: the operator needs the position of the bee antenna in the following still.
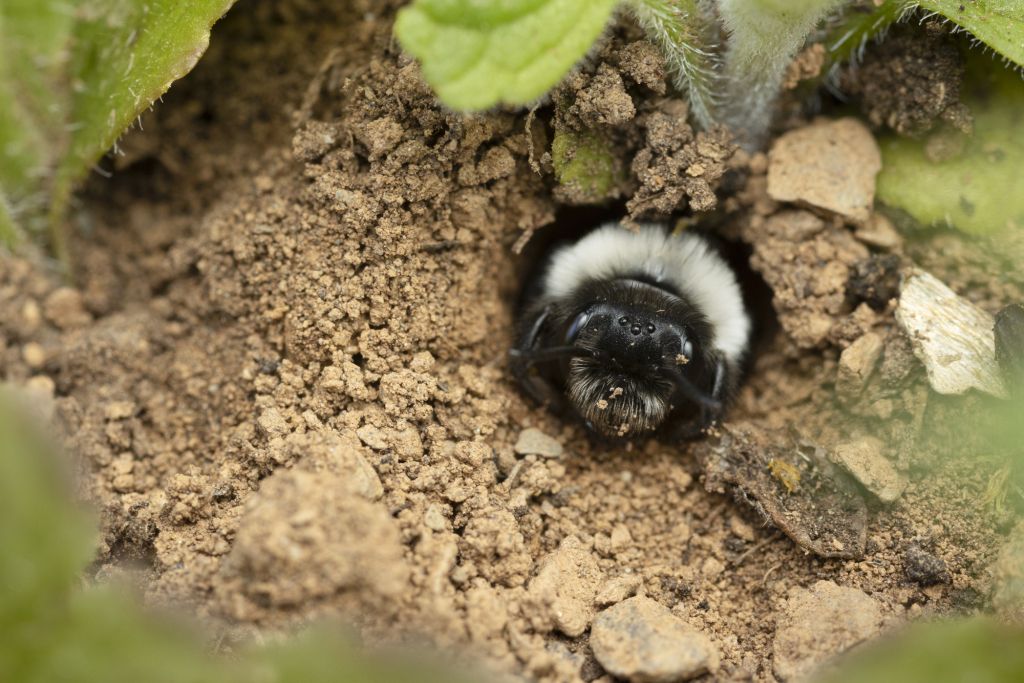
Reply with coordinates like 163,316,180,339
665,366,721,411
510,345,597,366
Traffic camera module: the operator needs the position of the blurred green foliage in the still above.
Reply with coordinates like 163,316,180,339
816,618,1024,683
877,55,1024,236
394,0,619,111
0,0,235,260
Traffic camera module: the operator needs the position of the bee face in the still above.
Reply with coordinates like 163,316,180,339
511,223,750,440
558,282,714,437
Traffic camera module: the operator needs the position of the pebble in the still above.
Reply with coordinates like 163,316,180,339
772,580,882,680
595,575,642,606
854,213,903,251
836,332,884,401
610,524,632,553
896,269,1007,398
356,423,389,451
830,437,907,504
525,536,603,637
256,407,290,438
42,287,92,330
903,545,949,586
423,503,448,532
21,342,46,369
514,427,563,458
590,596,718,682
767,117,881,223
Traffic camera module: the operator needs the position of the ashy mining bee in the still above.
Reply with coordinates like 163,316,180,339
511,222,751,439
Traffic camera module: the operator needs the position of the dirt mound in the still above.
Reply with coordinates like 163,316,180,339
1,4,1019,682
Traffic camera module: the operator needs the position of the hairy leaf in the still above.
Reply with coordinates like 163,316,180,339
394,0,619,110
0,0,235,257
877,57,1024,235
917,0,1024,67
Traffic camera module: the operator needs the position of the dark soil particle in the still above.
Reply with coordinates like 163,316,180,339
904,545,951,586
0,4,1020,683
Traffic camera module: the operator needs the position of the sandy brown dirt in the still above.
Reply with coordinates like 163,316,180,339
1,5,1022,682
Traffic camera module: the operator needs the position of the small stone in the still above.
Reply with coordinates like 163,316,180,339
831,437,906,504
20,300,42,333
836,332,885,401
524,536,603,637
772,580,882,681
424,503,448,532
211,483,236,502
610,524,632,553
256,407,289,438
21,342,46,369
595,575,642,606
904,545,949,586
729,514,756,542
896,269,1007,398
103,401,137,421
767,118,882,223
356,424,389,451
42,287,92,330
409,350,436,373
514,427,563,458
855,213,903,250
591,596,718,682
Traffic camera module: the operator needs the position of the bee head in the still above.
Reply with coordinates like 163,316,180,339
559,281,714,438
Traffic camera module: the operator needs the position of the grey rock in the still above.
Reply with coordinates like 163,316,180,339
591,596,718,682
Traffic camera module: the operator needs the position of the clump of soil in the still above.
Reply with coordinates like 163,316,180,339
841,22,970,137
1,5,1021,682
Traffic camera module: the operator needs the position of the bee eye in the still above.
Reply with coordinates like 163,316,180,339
682,339,694,360
566,311,592,342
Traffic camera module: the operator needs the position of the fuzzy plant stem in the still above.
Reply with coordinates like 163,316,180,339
624,0,721,130
717,0,848,150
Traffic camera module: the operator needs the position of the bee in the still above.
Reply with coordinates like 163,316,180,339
511,222,751,439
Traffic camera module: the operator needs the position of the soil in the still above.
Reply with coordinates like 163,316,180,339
2,3,1022,682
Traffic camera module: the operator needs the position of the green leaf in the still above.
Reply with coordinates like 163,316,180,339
916,0,1024,67
0,391,95,659
394,0,619,110
815,618,1024,683
0,0,76,235
877,56,1024,235
0,0,236,258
